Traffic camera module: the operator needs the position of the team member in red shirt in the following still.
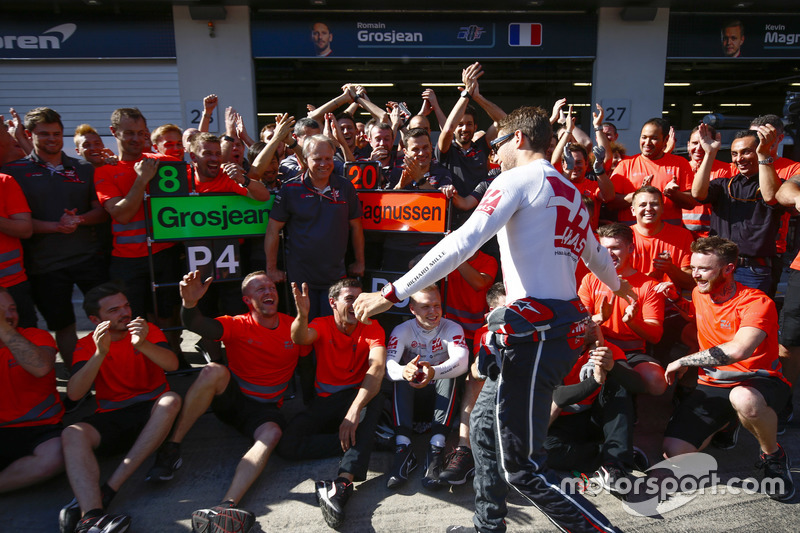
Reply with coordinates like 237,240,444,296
0,287,63,493
279,278,386,530
0,170,35,328
151,124,185,161
59,282,181,533
93,108,180,324
663,237,793,501
630,186,695,370
609,118,695,226
145,270,308,532
579,223,666,396
190,132,269,200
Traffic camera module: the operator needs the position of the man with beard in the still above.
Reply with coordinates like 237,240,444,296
1,107,108,368
353,106,632,533
145,270,309,532
691,126,783,294
59,282,181,533
190,132,269,200
278,278,386,530
663,237,793,501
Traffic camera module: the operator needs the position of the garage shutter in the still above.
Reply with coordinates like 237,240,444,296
0,60,181,133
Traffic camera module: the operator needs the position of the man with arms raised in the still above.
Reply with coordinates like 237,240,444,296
147,270,308,532
278,278,386,530
663,237,793,501
355,106,632,533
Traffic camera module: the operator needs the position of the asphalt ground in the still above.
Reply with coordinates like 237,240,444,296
2,292,800,533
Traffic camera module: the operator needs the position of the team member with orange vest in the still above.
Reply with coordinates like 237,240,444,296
94,108,180,321
279,278,386,530
0,287,63,493
663,237,794,501
58,282,181,533
442,250,497,346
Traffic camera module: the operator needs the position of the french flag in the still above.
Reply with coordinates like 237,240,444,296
508,23,542,46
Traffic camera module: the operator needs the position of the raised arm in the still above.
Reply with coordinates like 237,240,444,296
248,113,295,180
179,270,225,343
290,282,320,346
691,123,720,202
308,85,356,125
199,94,218,133
463,62,505,143
755,124,782,204
352,85,390,124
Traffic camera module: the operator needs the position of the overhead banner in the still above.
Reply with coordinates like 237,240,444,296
252,14,596,59
668,14,800,59
0,17,175,59
359,191,448,233
149,195,274,241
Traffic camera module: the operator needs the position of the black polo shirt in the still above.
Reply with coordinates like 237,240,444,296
703,172,784,257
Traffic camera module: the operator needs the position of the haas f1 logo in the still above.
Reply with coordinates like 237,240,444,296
545,176,589,257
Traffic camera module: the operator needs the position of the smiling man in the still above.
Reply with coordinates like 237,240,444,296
384,285,468,491
663,236,793,501
691,127,783,294
279,278,386,530
145,270,309,532
609,118,695,226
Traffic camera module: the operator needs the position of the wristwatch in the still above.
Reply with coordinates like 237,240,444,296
758,156,774,165
460,89,471,100
380,283,401,303
241,175,251,188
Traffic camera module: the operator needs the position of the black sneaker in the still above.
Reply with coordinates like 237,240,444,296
711,420,741,450
422,444,446,490
74,512,131,533
592,463,628,494
386,443,418,489
315,478,353,529
191,503,255,533
59,498,81,533
146,441,182,482
756,445,795,501
440,446,475,485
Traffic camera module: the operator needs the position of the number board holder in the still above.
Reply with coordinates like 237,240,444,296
149,161,190,196
346,161,382,189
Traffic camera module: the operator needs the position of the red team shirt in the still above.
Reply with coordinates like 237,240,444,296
631,223,693,283
1,327,62,427
611,154,694,226
694,284,788,388
684,159,733,238
0,174,31,287
579,271,664,353
194,171,248,195
94,153,175,258
308,316,385,397
73,323,171,412
216,313,310,403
